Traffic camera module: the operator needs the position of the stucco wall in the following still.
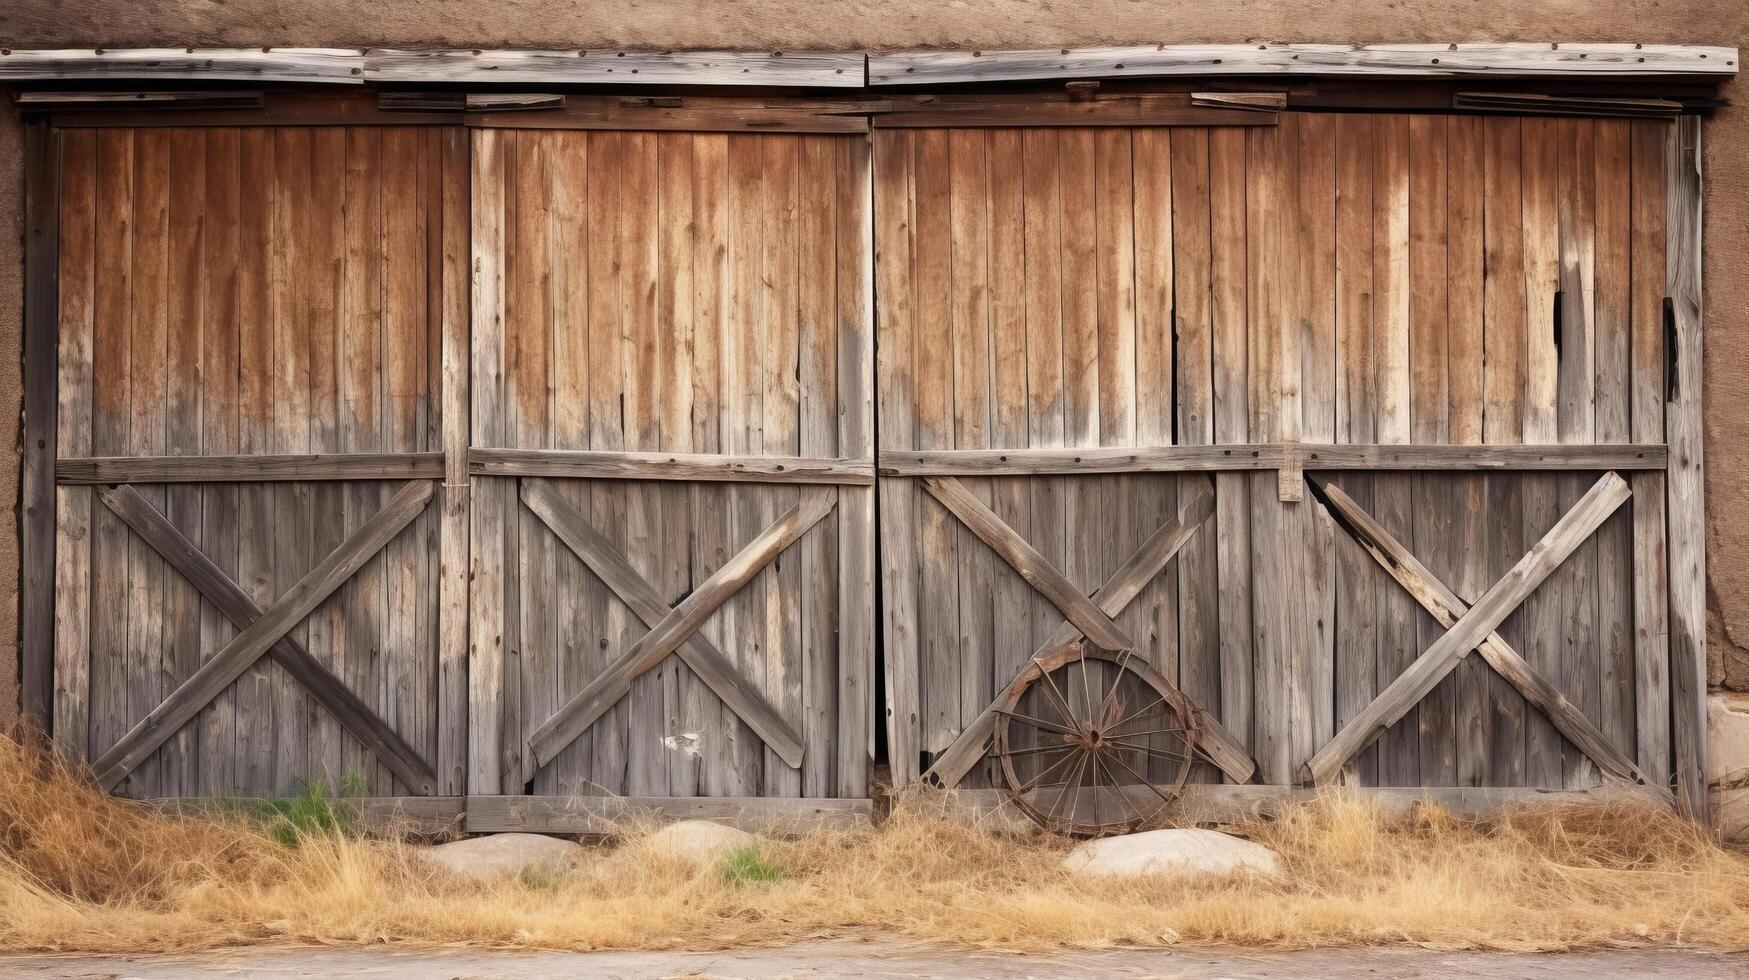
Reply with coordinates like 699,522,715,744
2,1,1747,729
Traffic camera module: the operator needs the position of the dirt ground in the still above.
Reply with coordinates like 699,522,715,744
0,941,1744,979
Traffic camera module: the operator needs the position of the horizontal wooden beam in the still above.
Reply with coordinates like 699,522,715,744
0,48,367,84
869,43,1739,86
880,443,1665,477
472,448,874,485
882,445,1284,476
1297,443,1667,470
157,796,466,836
942,781,1673,830
57,452,444,484
871,94,1275,128
464,795,873,834
364,49,866,88
461,97,869,133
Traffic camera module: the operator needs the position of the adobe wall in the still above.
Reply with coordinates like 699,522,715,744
2,1,1746,731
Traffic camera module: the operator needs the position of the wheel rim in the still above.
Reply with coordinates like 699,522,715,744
992,642,1199,836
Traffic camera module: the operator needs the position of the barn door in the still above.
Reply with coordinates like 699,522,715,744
466,129,875,799
875,116,1682,799
49,126,467,798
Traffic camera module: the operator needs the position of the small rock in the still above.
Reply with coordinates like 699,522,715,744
641,819,758,864
1062,828,1283,879
420,833,583,881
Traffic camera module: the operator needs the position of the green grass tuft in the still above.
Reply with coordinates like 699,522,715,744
721,845,784,885
256,777,363,847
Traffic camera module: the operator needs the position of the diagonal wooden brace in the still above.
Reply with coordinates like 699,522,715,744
1301,471,1632,786
98,484,439,794
91,479,436,790
1316,479,1661,794
526,487,837,771
519,478,805,768
923,475,1134,651
924,489,1256,788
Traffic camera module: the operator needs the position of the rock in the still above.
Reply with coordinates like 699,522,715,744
1062,828,1283,879
640,819,759,864
1717,786,1749,844
420,833,584,881
1707,692,1749,784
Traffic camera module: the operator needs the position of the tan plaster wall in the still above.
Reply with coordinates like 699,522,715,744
1,1,1747,723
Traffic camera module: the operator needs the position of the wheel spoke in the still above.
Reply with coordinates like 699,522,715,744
1090,749,1145,824
1047,749,1091,824
1076,644,1094,726
1104,692,1170,734
999,709,1081,739
1015,744,1081,796
1033,662,1081,733
999,740,1081,759
1105,725,1190,740
1102,737,1191,762
1098,648,1134,729
1104,749,1176,806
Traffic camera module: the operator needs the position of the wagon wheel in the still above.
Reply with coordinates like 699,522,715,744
992,643,1199,837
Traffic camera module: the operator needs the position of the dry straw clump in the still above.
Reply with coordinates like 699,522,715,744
2,735,1747,954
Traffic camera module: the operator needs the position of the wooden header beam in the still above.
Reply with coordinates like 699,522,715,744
869,43,1739,86
1,43,1734,90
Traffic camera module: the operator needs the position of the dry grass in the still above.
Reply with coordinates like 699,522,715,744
3,735,1747,954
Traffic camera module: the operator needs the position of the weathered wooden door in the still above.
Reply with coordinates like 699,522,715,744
876,115,1683,798
50,126,467,798
466,129,875,800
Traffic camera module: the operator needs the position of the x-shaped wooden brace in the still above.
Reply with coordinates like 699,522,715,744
90,480,438,792
519,484,836,782
920,477,1258,788
1302,471,1656,789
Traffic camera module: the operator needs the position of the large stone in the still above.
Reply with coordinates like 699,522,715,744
420,833,584,881
639,819,759,865
1062,828,1283,879
1708,692,1749,784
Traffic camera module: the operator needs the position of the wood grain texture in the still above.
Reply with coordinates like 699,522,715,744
1304,472,1630,785
365,49,865,88
470,448,873,484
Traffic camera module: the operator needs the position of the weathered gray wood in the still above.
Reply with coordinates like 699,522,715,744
159,796,466,836
943,780,1673,829
869,44,1739,86
1303,472,1632,785
436,126,470,797
519,478,805,768
1665,116,1708,822
56,451,445,484
20,119,58,728
836,134,877,799
365,49,865,88
527,488,837,768
464,794,873,834
0,48,367,84
923,490,1254,787
1297,443,1666,469
98,484,439,794
90,479,436,789
471,447,873,484
1319,481,1656,790
882,445,1283,476
922,476,1135,652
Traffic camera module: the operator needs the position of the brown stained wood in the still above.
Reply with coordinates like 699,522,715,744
469,448,873,484
437,126,471,797
97,484,438,793
1303,472,1631,785
836,134,877,798
1665,117,1706,821
922,476,1134,653
91,479,436,789
22,120,59,728
1319,481,1654,790
519,478,805,768
527,489,837,768
872,99,1275,129
53,129,96,757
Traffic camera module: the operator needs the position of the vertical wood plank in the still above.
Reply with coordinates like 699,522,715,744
1332,114,1378,784
836,133,876,798
873,129,921,786
306,127,346,793
467,128,509,793
798,134,838,797
21,119,59,733
1372,115,1417,786
1629,119,1670,789
1207,127,1253,771
1448,116,1490,787
437,126,471,796
52,129,93,758
1665,116,1706,821
234,128,275,794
